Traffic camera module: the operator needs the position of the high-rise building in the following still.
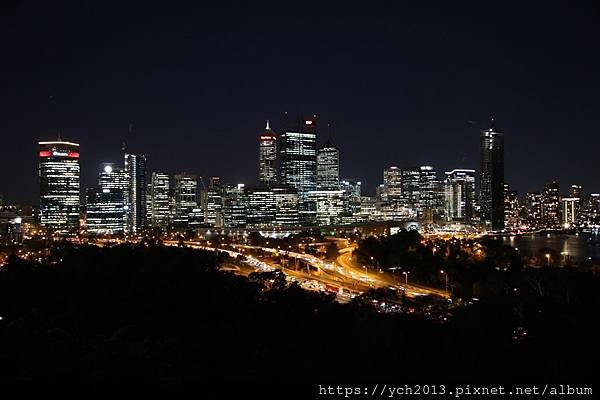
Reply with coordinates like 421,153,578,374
222,184,247,228
124,151,147,233
204,176,222,227
86,164,128,234
525,192,543,229
443,169,475,222
579,193,600,228
259,120,278,186
383,166,402,202
562,197,579,228
173,174,198,229
279,114,318,223
542,180,560,228
150,172,171,229
0,206,22,245
272,186,299,227
479,119,505,231
570,184,583,199
401,167,421,209
39,140,80,231
246,187,276,228
317,140,340,190
418,165,441,221
308,190,347,226
341,179,362,215
503,183,520,230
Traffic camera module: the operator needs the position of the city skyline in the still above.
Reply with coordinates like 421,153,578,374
2,114,598,207
2,3,600,204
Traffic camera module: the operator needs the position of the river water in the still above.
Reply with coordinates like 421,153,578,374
502,232,600,262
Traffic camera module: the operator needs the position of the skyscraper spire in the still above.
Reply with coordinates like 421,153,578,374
265,120,270,130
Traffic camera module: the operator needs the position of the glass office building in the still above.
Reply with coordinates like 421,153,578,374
259,120,278,186
39,140,80,231
479,120,505,231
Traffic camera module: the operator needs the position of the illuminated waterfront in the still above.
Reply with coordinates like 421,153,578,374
503,232,600,262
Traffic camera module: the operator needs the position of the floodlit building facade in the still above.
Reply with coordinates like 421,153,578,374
39,140,80,231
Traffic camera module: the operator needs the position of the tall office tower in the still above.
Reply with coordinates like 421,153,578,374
525,192,543,229
419,166,441,221
173,174,198,228
570,184,583,199
272,186,299,227
259,120,278,186
341,179,362,215
401,167,421,208
222,184,247,228
39,139,80,231
317,140,340,190
383,166,402,202
209,176,221,189
542,180,560,228
246,188,276,228
86,164,128,235
150,172,171,229
579,193,600,228
562,197,579,228
308,190,347,226
204,176,222,226
375,184,386,202
503,183,520,230
124,151,147,233
279,114,317,223
443,169,475,222
479,119,505,231
568,184,583,223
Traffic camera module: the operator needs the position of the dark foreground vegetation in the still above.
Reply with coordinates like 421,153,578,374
0,242,598,382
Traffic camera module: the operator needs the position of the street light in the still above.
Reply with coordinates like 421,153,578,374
545,253,551,267
440,270,448,293
402,271,410,293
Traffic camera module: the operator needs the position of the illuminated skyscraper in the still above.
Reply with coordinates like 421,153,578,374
418,165,441,221
205,176,223,226
341,179,362,215
383,166,402,202
525,192,543,229
443,169,475,222
479,119,505,231
150,172,171,229
39,139,80,231
124,151,147,233
401,167,420,208
317,140,339,190
173,173,198,228
308,190,347,226
259,120,278,186
222,184,247,228
272,186,299,227
542,180,560,228
503,183,520,230
562,197,579,228
86,164,128,234
279,114,317,224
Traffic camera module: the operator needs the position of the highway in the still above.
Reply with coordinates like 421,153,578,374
164,240,447,302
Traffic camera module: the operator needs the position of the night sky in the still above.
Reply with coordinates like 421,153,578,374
2,2,600,205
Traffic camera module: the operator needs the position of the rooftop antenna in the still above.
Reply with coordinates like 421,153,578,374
327,123,331,140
